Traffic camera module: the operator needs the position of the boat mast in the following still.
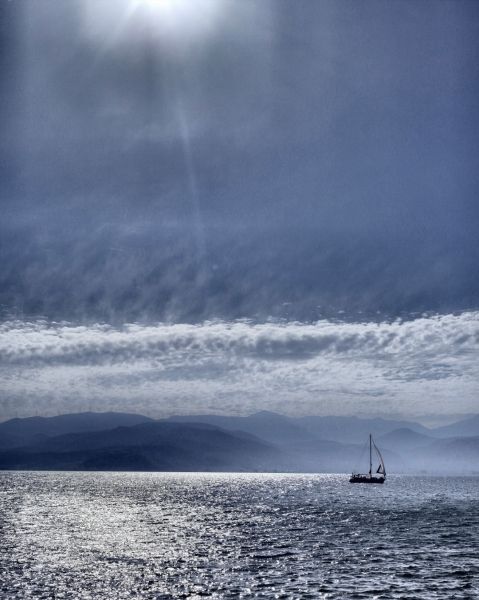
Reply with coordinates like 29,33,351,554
369,433,372,475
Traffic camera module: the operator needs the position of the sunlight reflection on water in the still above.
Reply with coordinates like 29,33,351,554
0,472,478,598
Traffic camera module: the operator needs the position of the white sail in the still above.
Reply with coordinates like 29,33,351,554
373,440,386,476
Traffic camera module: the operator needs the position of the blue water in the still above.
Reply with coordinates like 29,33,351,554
0,472,478,598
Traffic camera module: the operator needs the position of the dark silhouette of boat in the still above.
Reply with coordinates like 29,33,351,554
350,433,386,484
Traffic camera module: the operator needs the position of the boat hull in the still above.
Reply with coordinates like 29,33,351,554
349,475,385,484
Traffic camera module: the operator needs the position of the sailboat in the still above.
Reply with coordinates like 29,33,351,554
349,434,386,484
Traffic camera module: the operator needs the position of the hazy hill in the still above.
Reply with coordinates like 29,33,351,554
31,421,264,453
0,421,280,472
166,410,317,445
274,438,395,474
412,436,479,473
167,411,436,444
295,416,432,443
0,412,154,449
377,428,435,452
1,411,479,474
165,412,479,473
373,429,479,474
431,415,479,439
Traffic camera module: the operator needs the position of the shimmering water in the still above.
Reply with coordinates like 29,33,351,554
0,473,478,599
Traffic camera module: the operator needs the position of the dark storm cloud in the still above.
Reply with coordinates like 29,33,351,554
1,0,478,324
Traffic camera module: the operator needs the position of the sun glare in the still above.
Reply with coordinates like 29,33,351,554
131,0,178,10
82,0,224,50
127,0,222,42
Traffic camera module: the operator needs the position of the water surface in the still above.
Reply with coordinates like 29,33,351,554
0,472,478,598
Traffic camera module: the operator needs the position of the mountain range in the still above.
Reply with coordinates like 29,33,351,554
0,411,478,474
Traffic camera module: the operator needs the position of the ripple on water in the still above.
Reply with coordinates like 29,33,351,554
0,472,478,599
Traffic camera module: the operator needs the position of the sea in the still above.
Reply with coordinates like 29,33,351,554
0,472,478,599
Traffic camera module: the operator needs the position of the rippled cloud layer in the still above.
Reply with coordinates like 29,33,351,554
1,312,478,421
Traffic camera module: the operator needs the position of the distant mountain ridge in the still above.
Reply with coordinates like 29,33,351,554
167,410,479,443
377,428,435,451
0,410,478,473
295,415,431,443
432,414,479,439
165,410,318,445
0,411,153,449
0,421,280,472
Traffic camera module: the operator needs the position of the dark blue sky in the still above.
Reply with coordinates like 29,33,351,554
1,0,479,323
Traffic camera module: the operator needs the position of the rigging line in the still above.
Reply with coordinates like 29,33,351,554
352,439,368,474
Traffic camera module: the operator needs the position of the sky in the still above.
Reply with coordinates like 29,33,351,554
0,0,478,422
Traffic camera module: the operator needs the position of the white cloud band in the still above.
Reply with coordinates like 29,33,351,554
1,312,478,421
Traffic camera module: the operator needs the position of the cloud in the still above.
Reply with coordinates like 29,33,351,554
2,1,479,324
1,312,478,421
1,2,478,421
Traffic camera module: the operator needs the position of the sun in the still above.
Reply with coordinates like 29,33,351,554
130,0,181,10
127,0,222,42
81,0,224,52
129,0,198,21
